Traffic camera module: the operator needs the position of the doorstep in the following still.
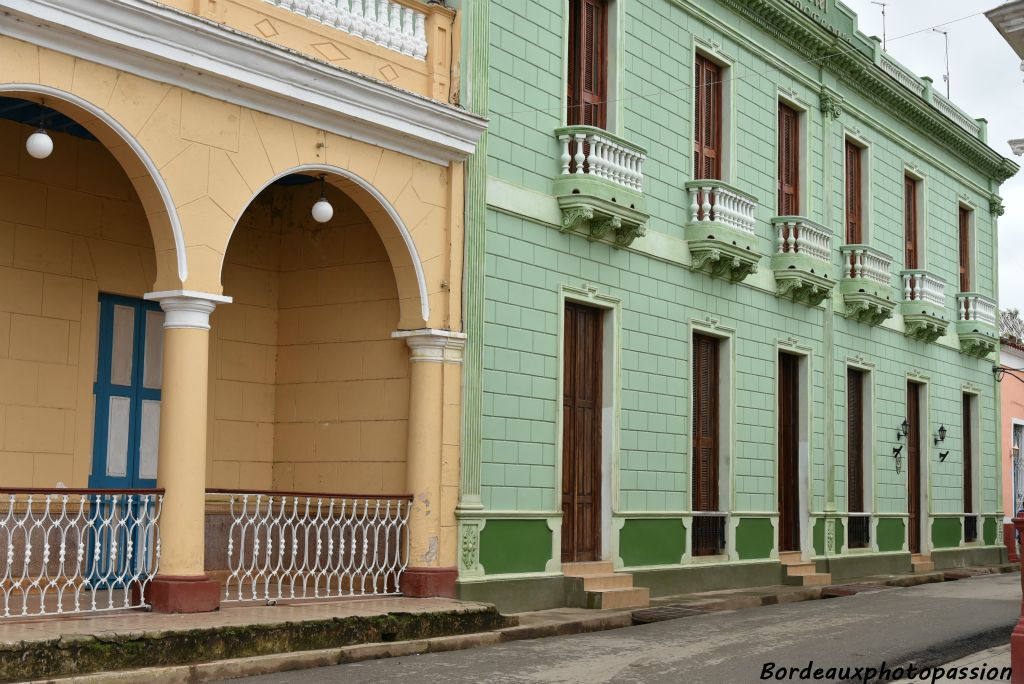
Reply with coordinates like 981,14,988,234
0,596,511,682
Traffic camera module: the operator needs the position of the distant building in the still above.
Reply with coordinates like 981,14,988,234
1000,310,1024,560
988,0,1024,155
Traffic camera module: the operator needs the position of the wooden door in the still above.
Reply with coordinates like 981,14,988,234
562,302,603,562
778,353,801,552
904,176,918,270
567,0,607,128
963,394,973,515
777,103,799,216
845,141,862,245
847,368,864,514
959,207,971,292
907,382,922,554
693,55,722,180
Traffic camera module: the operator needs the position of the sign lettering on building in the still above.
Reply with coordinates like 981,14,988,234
783,0,857,41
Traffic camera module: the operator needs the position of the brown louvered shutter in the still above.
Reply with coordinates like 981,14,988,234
692,334,719,514
963,394,973,515
904,176,918,269
777,103,799,215
847,368,864,513
567,0,607,128
693,55,722,180
845,141,862,244
959,207,971,292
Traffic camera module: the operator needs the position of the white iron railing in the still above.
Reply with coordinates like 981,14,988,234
901,270,946,308
879,53,926,97
957,293,997,326
556,126,645,192
266,0,429,61
0,489,162,618
840,244,892,286
209,490,410,603
772,217,831,263
932,92,982,137
685,180,757,236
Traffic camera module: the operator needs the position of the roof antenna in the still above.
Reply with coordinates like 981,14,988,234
933,28,950,98
871,1,887,50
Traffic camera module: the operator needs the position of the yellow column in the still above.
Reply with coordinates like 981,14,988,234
144,290,230,612
393,329,465,597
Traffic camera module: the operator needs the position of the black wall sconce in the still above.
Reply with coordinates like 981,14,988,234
896,419,909,441
892,444,903,474
939,451,950,462
934,424,947,446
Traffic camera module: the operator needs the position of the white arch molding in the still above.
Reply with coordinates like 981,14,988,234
0,83,189,284
242,163,431,325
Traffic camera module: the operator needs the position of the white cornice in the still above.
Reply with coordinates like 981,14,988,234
0,0,487,166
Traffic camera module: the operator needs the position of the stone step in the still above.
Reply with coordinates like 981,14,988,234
562,561,615,577
912,560,935,573
784,572,832,587
582,573,634,591
587,587,650,609
778,551,805,565
783,562,820,576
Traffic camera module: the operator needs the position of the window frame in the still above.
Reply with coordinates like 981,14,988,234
690,43,733,183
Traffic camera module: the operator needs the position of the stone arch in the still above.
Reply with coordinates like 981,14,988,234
0,84,187,290
227,164,430,328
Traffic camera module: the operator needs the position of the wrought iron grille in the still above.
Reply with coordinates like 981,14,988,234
0,489,162,618
691,513,727,557
208,490,411,603
964,514,978,543
847,515,871,549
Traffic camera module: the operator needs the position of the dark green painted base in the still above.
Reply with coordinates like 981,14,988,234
931,546,1007,570
0,607,510,682
457,576,566,613
630,562,784,598
816,553,912,580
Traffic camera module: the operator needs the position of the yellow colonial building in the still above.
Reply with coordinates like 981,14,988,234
0,0,484,613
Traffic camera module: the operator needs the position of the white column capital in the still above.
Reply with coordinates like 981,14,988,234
392,328,467,363
145,290,233,330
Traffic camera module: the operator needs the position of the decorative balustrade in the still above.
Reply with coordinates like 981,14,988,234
901,270,946,308
772,217,831,263
879,53,926,97
265,0,428,60
685,180,757,236
957,293,997,326
0,489,162,618
208,489,410,603
555,126,645,192
840,245,892,286
932,92,982,137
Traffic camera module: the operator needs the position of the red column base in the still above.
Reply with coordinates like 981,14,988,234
1012,614,1024,684
146,575,221,613
401,567,458,598
1006,523,1020,563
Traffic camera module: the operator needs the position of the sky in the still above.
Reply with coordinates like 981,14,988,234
840,0,1024,311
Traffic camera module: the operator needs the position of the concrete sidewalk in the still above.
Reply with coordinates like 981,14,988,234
892,644,1011,682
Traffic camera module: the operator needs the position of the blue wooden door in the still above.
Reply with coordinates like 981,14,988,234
90,294,164,490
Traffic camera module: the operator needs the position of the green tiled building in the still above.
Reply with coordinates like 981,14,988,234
455,0,1019,611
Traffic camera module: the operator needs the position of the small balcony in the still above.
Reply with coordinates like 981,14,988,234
900,270,949,342
554,126,649,247
839,245,896,326
770,217,834,306
956,293,998,357
683,180,760,282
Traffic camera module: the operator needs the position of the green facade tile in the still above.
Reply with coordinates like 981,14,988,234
735,518,775,560
479,519,552,574
932,518,963,550
876,518,906,553
619,518,686,567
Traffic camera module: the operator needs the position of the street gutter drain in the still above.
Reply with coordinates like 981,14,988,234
632,605,712,625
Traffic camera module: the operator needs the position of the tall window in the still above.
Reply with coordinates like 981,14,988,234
567,0,607,128
692,333,722,556
959,207,972,292
777,103,799,215
693,55,722,180
845,141,862,244
904,175,919,269
963,394,976,542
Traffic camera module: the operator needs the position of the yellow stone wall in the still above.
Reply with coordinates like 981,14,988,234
211,181,410,494
0,119,156,487
161,0,457,104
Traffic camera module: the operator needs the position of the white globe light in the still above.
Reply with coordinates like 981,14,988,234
26,129,53,159
311,198,334,223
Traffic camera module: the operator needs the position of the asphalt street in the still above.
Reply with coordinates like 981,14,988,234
230,574,1020,684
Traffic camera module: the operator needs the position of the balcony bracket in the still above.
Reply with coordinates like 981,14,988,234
685,227,760,283
775,271,833,306
557,196,648,249
959,334,997,358
843,296,895,326
903,313,948,343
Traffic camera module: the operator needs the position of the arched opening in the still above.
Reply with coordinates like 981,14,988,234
0,95,168,489
211,173,411,494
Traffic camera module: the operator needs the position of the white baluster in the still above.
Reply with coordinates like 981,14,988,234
376,0,390,47
363,0,378,43
388,4,402,48
591,137,605,179
700,186,713,223
689,187,700,223
413,11,427,60
573,133,585,175
559,135,571,176
350,0,365,38
401,8,416,57
337,0,352,31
